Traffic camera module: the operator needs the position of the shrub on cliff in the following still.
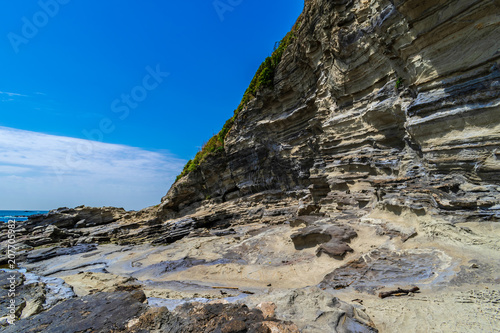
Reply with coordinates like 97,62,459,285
176,23,299,181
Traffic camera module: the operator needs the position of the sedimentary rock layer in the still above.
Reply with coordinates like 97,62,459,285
161,0,500,225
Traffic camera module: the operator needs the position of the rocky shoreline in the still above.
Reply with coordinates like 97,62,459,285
1,202,499,332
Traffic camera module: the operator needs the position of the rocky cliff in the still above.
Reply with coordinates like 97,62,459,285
162,0,500,226
2,1,500,332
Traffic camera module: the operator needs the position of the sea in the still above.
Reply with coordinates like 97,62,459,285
0,210,49,223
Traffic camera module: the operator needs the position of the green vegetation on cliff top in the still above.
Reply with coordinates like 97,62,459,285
176,25,298,181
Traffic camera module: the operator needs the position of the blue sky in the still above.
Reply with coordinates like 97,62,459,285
0,1,303,210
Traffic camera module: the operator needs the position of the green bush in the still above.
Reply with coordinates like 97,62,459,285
175,24,299,181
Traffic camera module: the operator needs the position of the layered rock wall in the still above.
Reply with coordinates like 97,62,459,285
161,0,500,223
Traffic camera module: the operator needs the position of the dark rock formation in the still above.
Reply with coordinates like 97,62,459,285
0,291,147,333
26,206,126,230
26,244,97,263
291,226,334,249
291,222,357,258
121,302,300,333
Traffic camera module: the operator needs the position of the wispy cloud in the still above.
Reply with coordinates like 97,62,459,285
0,91,27,97
0,126,186,210
0,91,28,102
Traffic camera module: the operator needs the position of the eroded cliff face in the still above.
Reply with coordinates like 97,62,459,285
161,0,500,225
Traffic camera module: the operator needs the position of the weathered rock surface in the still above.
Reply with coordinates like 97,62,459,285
160,0,500,229
290,222,357,258
1,289,305,333
25,244,97,263
0,291,147,333
0,270,75,326
245,287,378,333
61,272,141,296
0,271,25,320
121,302,301,333
319,247,452,293
24,206,126,231
141,2,500,327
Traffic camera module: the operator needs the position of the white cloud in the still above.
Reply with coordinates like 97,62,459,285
0,91,26,97
0,126,186,211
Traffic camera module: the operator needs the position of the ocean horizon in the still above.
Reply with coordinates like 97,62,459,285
0,210,49,222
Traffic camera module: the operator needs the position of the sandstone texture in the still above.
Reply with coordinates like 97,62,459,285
161,0,500,228
1,0,500,332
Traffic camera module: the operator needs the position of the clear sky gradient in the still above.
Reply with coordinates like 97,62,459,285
0,1,304,210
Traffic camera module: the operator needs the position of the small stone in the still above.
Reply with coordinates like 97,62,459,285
256,302,277,319
126,318,140,329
